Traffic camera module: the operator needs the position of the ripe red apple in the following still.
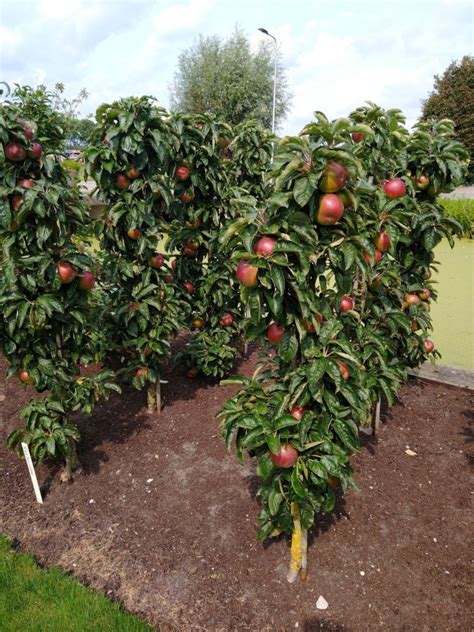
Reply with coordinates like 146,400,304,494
236,260,258,287
183,246,197,257
127,228,142,239
17,178,34,189
149,254,165,268
290,406,305,421
424,269,432,280
270,444,298,468
403,293,421,309
164,274,174,283
176,165,190,181
219,312,233,327
337,360,350,381
415,174,430,190
180,191,193,203
383,178,406,199
126,168,140,180
253,237,276,258
185,239,199,251
267,322,285,344
79,270,96,290
374,230,392,252
11,194,23,211
57,261,76,284
186,367,197,378
423,339,435,353
16,118,35,140
193,317,204,329
316,194,344,225
319,161,349,193
28,142,43,159
339,295,354,312
18,369,32,384
129,302,139,311
116,174,130,190
5,142,26,162
183,281,194,293
363,249,383,265
351,132,364,143
135,367,148,380
418,288,431,301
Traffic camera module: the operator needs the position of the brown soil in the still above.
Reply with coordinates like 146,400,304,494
0,348,472,632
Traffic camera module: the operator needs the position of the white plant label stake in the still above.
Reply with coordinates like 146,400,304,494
21,442,43,504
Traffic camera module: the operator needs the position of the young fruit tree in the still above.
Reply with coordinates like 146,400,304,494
0,88,119,481
218,105,468,581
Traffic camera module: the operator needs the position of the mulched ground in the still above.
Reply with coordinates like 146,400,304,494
0,347,472,632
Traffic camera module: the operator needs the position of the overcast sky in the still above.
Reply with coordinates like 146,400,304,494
1,0,472,134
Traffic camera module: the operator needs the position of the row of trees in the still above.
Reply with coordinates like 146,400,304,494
0,84,469,579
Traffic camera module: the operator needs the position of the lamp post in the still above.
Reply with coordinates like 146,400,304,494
258,27,277,134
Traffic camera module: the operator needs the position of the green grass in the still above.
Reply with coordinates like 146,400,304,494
440,198,474,238
0,535,153,632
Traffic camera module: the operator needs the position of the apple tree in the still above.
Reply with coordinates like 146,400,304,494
0,88,118,481
218,105,468,581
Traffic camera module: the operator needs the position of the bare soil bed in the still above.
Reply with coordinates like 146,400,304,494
0,347,472,632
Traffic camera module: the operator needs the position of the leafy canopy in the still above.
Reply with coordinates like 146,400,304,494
170,27,292,130
420,56,474,181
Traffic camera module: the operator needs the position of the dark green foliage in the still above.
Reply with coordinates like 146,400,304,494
420,56,474,181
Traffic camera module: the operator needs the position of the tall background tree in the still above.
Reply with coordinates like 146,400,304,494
420,55,473,181
170,27,292,130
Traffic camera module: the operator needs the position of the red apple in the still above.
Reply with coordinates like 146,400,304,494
17,178,34,189
253,237,276,258
16,118,35,140
415,174,430,190
176,165,190,181
79,271,95,290
171,259,177,270
183,246,197,257
316,194,344,225
319,161,349,193
135,367,148,380
180,191,193,203
5,142,26,162
364,249,383,265
126,168,140,180
164,274,174,283
351,132,364,143
290,406,305,421
383,178,406,199
375,230,392,252
11,194,23,211
18,369,32,384
337,360,350,381
28,142,43,159
418,288,431,301
423,339,435,353
267,322,285,344
185,239,199,251
403,293,421,309
127,228,142,239
303,313,323,332
57,262,76,284
270,444,298,468
186,367,197,378
219,312,233,327
339,295,354,312
149,254,165,268
116,174,130,190
183,281,194,293
236,260,258,287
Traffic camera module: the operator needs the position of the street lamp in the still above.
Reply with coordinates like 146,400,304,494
258,27,277,134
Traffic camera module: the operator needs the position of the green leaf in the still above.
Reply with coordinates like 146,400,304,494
268,490,283,516
279,331,298,362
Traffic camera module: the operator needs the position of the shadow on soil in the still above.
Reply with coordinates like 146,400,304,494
461,408,473,467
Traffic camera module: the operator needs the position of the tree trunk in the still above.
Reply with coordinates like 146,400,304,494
147,380,161,415
60,437,80,483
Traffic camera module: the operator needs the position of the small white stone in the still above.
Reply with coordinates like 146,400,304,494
316,596,328,610
89,499,95,504
360,571,365,576
146,478,154,483
433,537,437,542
